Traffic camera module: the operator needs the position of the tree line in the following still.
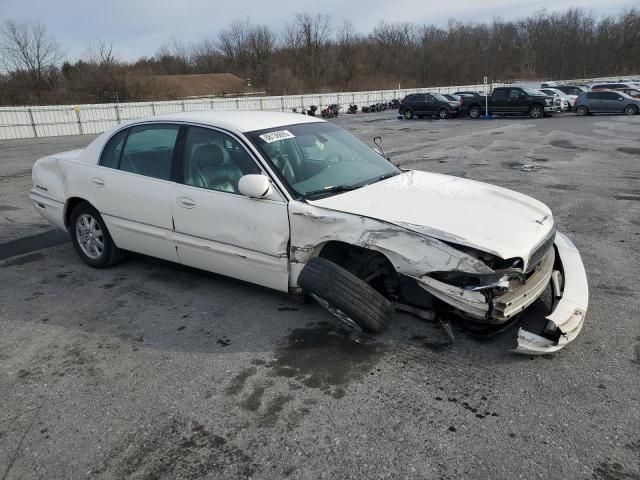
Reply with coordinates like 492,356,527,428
0,8,638,106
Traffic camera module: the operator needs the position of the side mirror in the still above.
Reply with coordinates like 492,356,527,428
618,97,623,101
238,174,271,199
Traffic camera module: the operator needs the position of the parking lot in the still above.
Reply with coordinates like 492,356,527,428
1,112,639,479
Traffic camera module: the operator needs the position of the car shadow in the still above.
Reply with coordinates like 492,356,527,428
4,243,548,369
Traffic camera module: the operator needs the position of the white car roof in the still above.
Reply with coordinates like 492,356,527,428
145,110,325,133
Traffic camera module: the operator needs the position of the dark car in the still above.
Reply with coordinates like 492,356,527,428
399,93,461,119
463,87,560,119
453,91,482,97
574,91,640,116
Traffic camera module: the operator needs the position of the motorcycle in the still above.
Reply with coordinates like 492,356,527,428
321,104,341,118
347,104,358,114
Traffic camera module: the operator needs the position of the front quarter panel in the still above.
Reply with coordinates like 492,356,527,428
288,200,491,287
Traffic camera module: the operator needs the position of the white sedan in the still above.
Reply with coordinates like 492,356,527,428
30,111,588,354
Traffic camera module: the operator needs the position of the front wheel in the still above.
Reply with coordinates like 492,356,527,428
69,202,123,268
403,109,414,120
575,105,588,116
529,105,544,118
298,257,393,334
468,105,481,119
438,108,449,119
624,104,638,115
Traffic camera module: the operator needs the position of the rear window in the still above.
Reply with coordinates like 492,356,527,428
119,124,180,181
100,129,127,169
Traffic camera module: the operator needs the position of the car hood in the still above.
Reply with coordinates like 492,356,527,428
309,170,554,263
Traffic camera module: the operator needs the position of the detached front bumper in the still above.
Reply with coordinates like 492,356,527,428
415,231,588,354
514,232,588,354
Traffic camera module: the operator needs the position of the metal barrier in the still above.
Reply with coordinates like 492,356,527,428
0,83,498,140
0,74,635,140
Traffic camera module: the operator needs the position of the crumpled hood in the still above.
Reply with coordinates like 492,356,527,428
309,170,554,262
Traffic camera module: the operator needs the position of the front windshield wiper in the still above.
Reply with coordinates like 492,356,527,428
302,184,362,200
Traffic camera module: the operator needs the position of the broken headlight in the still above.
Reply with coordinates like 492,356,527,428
429,269,525,292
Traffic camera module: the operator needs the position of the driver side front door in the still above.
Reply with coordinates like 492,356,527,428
171,126,291,291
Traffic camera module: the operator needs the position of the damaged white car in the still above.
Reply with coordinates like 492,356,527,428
30,111,588,354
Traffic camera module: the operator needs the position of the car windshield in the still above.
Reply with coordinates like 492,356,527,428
246,122,400,199
524,88,545,95
433,94,449,102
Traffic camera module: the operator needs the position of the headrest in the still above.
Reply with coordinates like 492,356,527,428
192,144,224,168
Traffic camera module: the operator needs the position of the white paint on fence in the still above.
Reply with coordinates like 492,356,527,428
0,75,634,140
0,84,496,140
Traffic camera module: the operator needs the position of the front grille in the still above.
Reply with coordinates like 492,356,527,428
527,226,556,272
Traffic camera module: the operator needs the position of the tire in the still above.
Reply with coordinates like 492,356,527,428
403,109,414,120
438,108,449,119
468,105,481,119
624,104,638,115
298,257,394,334
69,202,123,268
576,106,588,116
529,104,544,118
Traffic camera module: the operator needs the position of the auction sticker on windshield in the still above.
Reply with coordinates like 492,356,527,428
259,130,295,143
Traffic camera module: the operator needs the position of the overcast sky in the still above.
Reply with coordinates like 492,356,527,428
0,0,634,61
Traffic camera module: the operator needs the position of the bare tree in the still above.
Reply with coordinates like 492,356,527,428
336,20,358,89
0,20,65,101
294,13,332,85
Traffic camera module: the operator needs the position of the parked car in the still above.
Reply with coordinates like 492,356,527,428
29,111,588,354
539,88,574,111
399,93,461,119
574,91,640,116
453,91,483,97
590,82,640,91
612,87,640,98
463,87,561,119
554,85,589,97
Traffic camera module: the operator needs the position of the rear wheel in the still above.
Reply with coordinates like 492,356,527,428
575,105,588,116
69,202,123,268
298,257,393,334
468,105,481,119
403,109,414,120
529,104,544,118
624,104,638,115
438,108,449,119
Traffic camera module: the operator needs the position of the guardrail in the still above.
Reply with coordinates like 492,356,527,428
0,83,498,140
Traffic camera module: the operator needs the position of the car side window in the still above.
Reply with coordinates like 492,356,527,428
100,129,128,168
119,124,179,180
508,89,522,99
493,89,508,100
601,92,619,100
182,126,260,194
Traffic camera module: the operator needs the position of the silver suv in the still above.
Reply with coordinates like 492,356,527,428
574,91,640,116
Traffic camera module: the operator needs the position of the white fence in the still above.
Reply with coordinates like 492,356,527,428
0,83,499,140
1,74,636,140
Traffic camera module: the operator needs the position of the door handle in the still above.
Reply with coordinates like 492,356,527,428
176,197,196,209
90,177,105,187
